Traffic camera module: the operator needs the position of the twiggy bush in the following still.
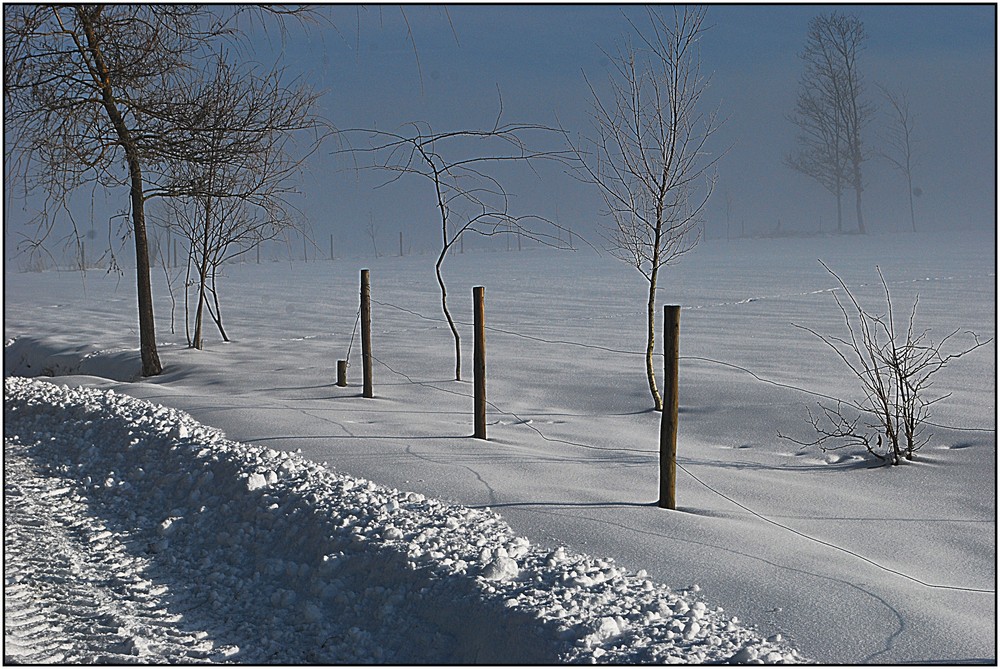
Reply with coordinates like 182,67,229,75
782,262,990,464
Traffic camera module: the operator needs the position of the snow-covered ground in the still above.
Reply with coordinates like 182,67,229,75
4,229,996,663
5,376,799,663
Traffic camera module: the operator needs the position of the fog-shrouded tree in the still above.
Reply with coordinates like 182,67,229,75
342,103,574,381
788,12,874,235
152,53,326,350
572,6,722,411
877,84,918,233
786,76,850,233
4,4,318,375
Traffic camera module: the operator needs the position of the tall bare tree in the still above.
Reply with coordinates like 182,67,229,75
153,53,326,349
790,12,874,234
4,5,318,375
786,74,850,233
343,105,573,380
573,6,722,411
5,5,199,375
877,84,918,233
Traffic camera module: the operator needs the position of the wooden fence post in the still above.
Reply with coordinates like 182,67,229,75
659,305,680,509
361,269,373,398
473,286,487,439
337,360,348,387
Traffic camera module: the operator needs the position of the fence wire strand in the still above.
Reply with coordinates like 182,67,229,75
345,308,362,364
675,462,995,594
348,296,995,595
369,298,994,434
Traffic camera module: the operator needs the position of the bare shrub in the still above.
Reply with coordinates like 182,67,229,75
781,262,991,464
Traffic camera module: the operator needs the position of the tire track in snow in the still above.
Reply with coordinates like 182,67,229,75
4,436,222,664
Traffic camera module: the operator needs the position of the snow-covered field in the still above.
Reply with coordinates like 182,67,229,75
4,229,996,663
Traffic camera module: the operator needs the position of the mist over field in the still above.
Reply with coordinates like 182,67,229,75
4,4,995,268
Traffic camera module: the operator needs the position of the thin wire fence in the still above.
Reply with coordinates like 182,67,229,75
367,342,995,596
369,298,993,434
340,295,996,595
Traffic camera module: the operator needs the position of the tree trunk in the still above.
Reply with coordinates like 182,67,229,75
435,246,461,381
192,201,213,350
192,260,208,350
835,192,843,234
645,269,663,412
852,151,866,234
131,169,163,374
208,264,230,342
433,170,461,381
183,249,193,346
906,173,916,233
646,204,664,412
79,8,161,376
854,184,865,234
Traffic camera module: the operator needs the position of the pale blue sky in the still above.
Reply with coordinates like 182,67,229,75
5,4,996,265
285,3,996,257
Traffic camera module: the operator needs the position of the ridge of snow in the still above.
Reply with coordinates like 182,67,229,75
5,376,805,663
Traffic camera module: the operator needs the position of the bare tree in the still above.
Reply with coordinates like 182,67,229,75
4,5,318,375
153,53,326,349
790,12,874,235
366,212,381,258
781,263,991,464
786,75,850,233
877,84,918,233
572,6,722,411
342,104,573,380
5,5,197,375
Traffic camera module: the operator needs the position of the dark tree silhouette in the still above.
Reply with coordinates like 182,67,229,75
4,5,320,374
788,12,874,235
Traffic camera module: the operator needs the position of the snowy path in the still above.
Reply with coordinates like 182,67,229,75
4,377,803,663
5,436,229,663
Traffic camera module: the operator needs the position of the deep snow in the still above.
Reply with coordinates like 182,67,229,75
4,229,996,663
5,376,801,663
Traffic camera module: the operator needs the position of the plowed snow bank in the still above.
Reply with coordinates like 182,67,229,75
4,376,803,663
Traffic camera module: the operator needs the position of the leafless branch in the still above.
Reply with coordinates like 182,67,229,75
567,5,723,410
784,262,992,464
338,96,577,380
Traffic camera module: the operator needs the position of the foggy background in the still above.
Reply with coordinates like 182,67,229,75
4,4,996,267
